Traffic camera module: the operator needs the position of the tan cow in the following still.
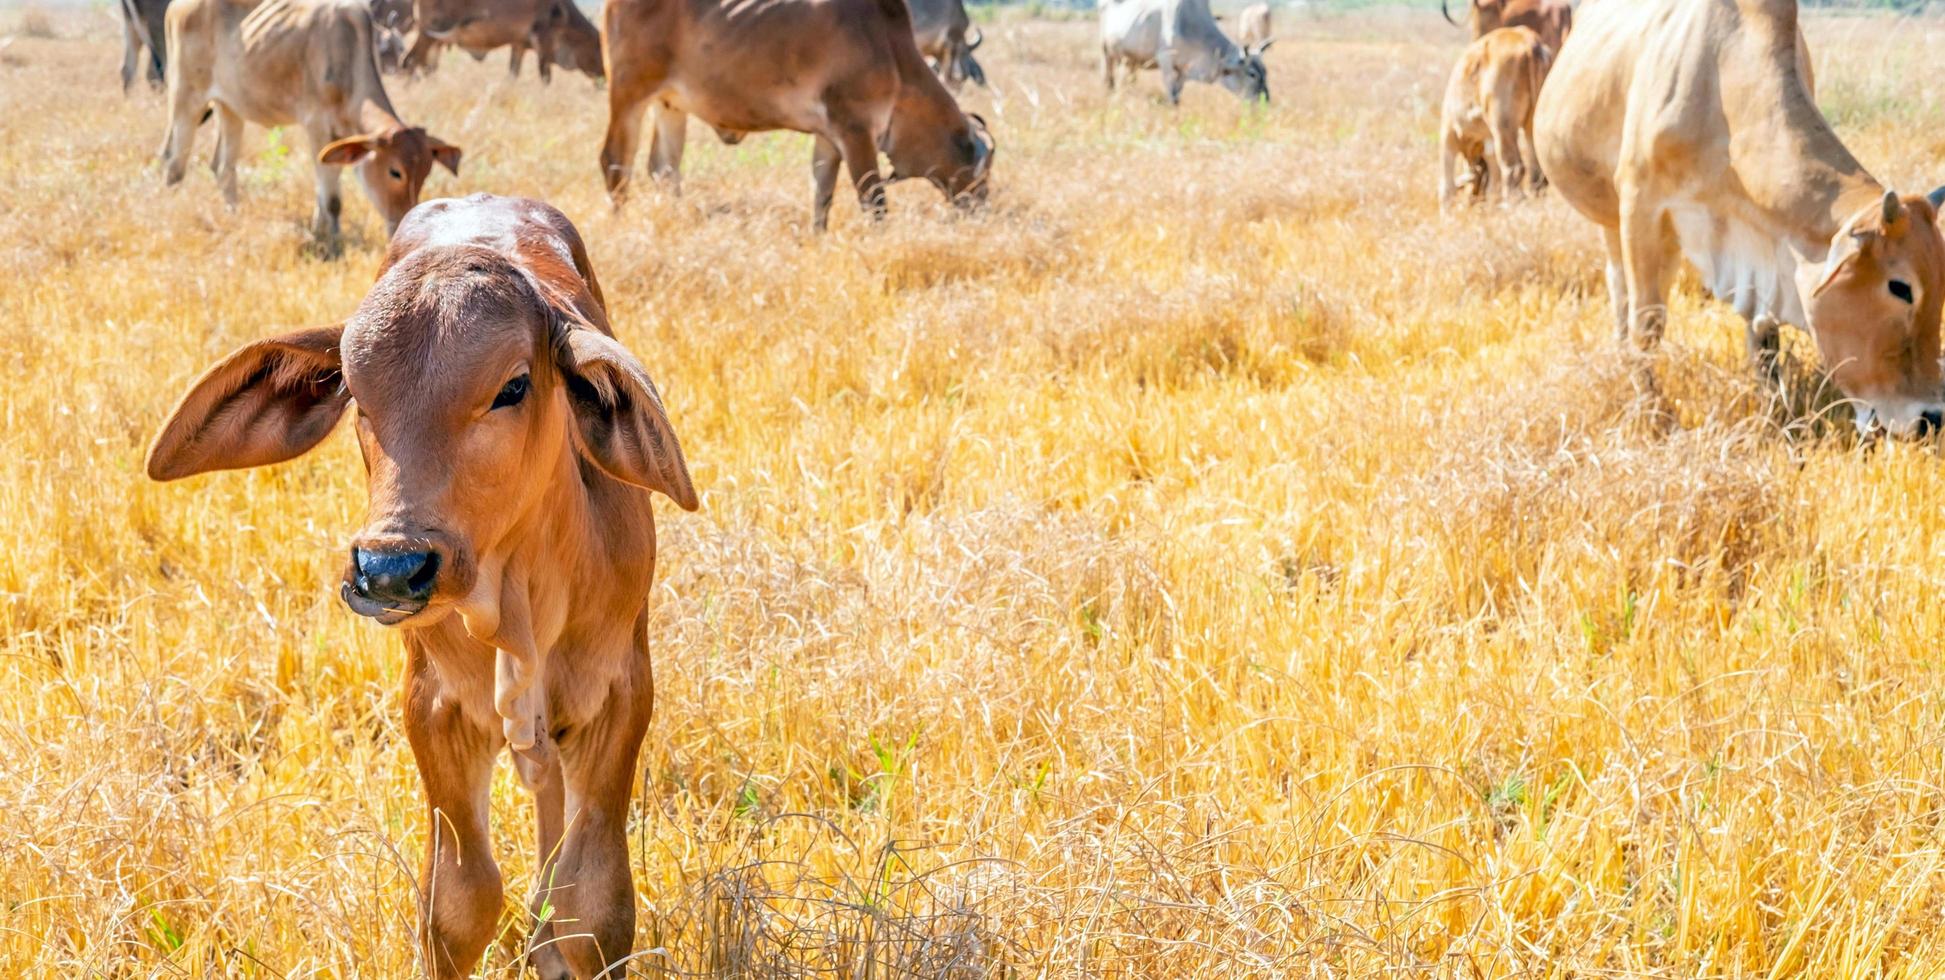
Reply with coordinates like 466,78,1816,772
1238,2,1272,48
1536,0,1945,438
403,0,602,82
600,0,994,231
1442,0,1570,52
1438,26,1550,210
161,0,461,248
147,194,698,979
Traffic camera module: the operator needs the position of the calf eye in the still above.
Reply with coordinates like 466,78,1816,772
1890,279,1915,304
389,167,404,180
492,374,530,410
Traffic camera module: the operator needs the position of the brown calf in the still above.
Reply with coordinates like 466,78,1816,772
162,0,461,246
147,194,698,978
1438,26,1550,209
599,0,994,230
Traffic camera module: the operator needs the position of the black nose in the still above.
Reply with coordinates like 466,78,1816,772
1922,409,1944,437
351,547,440,604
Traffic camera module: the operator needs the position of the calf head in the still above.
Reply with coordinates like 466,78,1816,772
885,105,994,212
1217,42,1272,103
1795,190,1945,439
147,245,698,628
318,128,462,236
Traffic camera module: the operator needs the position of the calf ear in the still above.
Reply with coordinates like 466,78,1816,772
428,138,462,176
318,135,378,166
147,325,350,481
558,329,699,511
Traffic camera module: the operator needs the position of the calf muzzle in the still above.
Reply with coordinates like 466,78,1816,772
342,545,441,623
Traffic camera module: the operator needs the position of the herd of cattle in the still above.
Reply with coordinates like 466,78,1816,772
106,0,1945,976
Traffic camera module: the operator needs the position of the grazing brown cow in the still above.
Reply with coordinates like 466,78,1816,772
161,0,461,247
1442,0,1569,52
147,194,698,979
600,0,995,231
1438,26,1550,210
403,0,603,81
1536,0,1945,438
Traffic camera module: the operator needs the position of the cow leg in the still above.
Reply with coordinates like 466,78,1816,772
509,41,526,77
1746,313,1783,387
600,83,657,201
534,30,555,84
1619,192,1670,351
211,104,244,209
1101,46,1115,92
120,15,139,93
835,125,886,224
512,726,572,980
1437,135,1458,214
1489,118,1524,204
1159,53,1184,106
306,125,346,250
404,658,505,980
1601,224,1628,344
402,30,438,76
647,107,687,190
811,135,842,232
1519,124,1546,194
548,672,653,980
160,92,200,186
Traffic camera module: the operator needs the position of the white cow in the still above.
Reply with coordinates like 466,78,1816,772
1101,0,1271,105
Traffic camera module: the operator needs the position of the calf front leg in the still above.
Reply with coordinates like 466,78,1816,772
810,136,841,232
550,676,654,979
404,654,505,980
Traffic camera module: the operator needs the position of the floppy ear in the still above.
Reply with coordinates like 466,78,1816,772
558,328,699,511
318,135,378,166
428,137,462,176
147,325,350,481
1807,230,1873,300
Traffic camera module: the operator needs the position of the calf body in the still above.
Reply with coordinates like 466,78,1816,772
161,0,460,246
600,0,993,230
147,194,699,978
1100,0,1270,105
1536,0,1945,437
1438,26,1550,209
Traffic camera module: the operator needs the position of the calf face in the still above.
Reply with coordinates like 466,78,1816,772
1796,191,1945,438
319,129,463,236
147,246,697,625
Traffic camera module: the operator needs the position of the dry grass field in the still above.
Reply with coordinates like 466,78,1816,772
14,2,1945,975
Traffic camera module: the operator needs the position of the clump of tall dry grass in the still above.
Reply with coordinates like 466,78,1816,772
10,6,1945,977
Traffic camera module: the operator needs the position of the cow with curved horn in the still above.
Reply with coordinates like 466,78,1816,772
1442,0,1570,52
601,0,995,231
1101,0,1271,105
910,0,987,92
1537,0,1945,439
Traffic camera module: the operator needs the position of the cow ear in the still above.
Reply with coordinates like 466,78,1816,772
557,328,699,511
428,137,462,176
1927,185,1945,211
1254,38,1275,55
1806,231,1871,300
147,325,349,481
318,135,378,166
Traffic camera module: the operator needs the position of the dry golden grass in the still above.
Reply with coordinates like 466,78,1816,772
10,3,1945,975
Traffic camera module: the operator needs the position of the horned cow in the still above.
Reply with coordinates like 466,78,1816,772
1536,0,1945,438
599,0,994,231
